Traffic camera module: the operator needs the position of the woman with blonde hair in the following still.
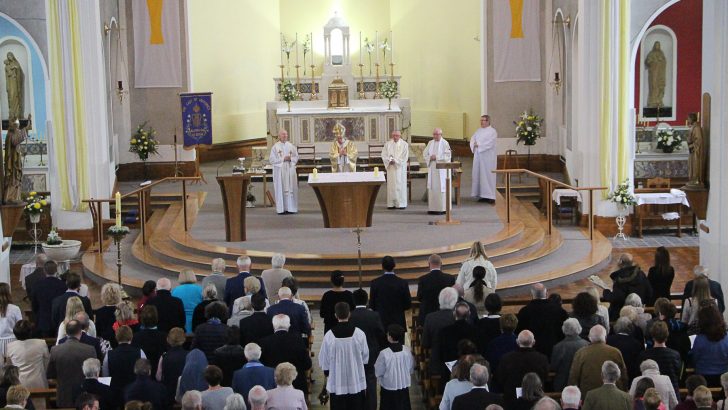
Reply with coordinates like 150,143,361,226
0,283,22,360
456,241,497,292
231,276,269,318
172,269,203,333
682,275,717,334
95,283,123,344
56,296,97,342
113,300,139,332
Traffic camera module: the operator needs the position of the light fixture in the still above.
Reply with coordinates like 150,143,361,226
548,15,566,95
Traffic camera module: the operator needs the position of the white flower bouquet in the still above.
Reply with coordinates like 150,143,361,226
608,178,636,206
280,80,299,104
514,110,543,146
655,128,682,153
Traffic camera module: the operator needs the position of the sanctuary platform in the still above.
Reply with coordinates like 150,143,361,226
83,160,612,300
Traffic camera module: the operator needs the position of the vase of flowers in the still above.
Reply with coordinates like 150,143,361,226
130,122,160,162
281,80,299,111
608,178,636,239
514,110,543,168
380,80,398,110
380,38,391,75
655,128,681,153
281,34,296,76
24,192,47,224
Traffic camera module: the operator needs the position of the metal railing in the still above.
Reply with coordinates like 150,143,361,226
493,169,607,240
82,176,201,252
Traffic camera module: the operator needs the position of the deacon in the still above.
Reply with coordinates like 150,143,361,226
381,130,409,209
269,129,299,214
470,115,497,203
329,122,358,172
319,302,369,409
424,128,452,214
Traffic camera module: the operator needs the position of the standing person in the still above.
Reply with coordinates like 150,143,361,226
124,358,169,410
95,283,123,346
201,258,228,300
51,272,94,331
265,363,308,410
199,365,234,410
270,129,299,214
320,271,355,334
172,270,203,334
0,283,22,359
22,254,48,301
603,253,653,318
157,328,189,404
137,280,157,312
146,278,186,333
319,302,369,410
132,305,168,377
349,289,387,410
104,326,145,397
424,128,452,214
224,256,267,311
581,361,632,410
516,283,568,358
681,276,717,333
457,242,497,292
329,122,358,172
370,256,412,330
569,325,629,394
6,320,48,390
47,320,97,407
259,314,312,395
470,115,497,203
648,247,674,304
261,253,292,303
374,324,414,410
231,344,275,404
417,254,455,325
267,287,310,338
30,261,66,337
682,266,725,313
381,130,409,209
551,318,588,392
464,267,491,317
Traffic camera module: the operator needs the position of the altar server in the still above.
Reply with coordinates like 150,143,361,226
470,115,498,203
319,302,369,409
374,324,415,410
269,129,299,214
381,130,409,209
329,122,358,172
424,128,452,214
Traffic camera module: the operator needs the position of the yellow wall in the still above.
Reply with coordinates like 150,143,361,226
189,0,481,142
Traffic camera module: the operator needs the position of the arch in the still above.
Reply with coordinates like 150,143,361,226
0,12,49,83
0,36,34,123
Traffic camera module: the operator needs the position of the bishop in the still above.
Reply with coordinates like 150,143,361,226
329,122,358,172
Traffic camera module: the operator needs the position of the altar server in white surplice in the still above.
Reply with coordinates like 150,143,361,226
470,115,498,203
381,130,409,209
269,129,299,214
319,302,369,409
424,128,452,214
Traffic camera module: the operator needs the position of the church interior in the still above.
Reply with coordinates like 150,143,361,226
1,0,727,409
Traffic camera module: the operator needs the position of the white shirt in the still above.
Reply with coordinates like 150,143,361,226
0,304,22,339
374,346,414,391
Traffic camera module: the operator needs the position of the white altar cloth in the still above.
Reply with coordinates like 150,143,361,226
552,189,582,205
307,171,385,184
635,191,690,207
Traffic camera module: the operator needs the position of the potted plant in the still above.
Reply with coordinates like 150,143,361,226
380,80,398,110
607,178,637,239
655,128,682,153
514,110,544,168
129,122,160,162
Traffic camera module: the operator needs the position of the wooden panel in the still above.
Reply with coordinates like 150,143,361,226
116,162,197,181
301,119,310,143
311,182,383,228
216,175,251,241
197,138,267,163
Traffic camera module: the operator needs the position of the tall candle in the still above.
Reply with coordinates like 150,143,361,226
295,33,299,66
376,31,379,63
359,31,363,65
115,191,122,227
310,32,314,67
280,33,283,66
390,30,394,64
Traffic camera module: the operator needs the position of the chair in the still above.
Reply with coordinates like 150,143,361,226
501,149,522,183
368,143,384,166
646,177,671,188
297,144,317,165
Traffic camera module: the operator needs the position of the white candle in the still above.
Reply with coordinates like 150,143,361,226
280,33,283,66
115,191,122,227
310,32,314,67
359,31,363,65
376,31,379,63
390,30,394,64
295,33,299,66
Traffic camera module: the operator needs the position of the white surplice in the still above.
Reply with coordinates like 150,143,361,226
381,139,409,208
319,324,369,395
470,126,498,200
424,138,452,212
269,141,299,213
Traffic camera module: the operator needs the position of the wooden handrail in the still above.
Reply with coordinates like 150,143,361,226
492,168,608,240
82,176,200,251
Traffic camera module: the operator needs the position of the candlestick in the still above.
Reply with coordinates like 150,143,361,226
295,65,301,100
389,62,395,80
358,63,366,99
310,64,318,101
295,33,299,66
310,32,314,67
280,33,284,66
359,31,363,65
374,63,382,99
115,191,122,227
390,30,394,64
375,31,379,64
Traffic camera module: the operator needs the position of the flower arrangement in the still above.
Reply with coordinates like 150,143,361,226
514,110,544,146
129,122,159,161
655,128,682,153
107,224,130,236
280,80,299,108
24,192,47,215
380,38,391,74
608,178,636,206
364,38,375,75
281,34,296,75
380,80,398,109
302,34,311,75
46,228,62,245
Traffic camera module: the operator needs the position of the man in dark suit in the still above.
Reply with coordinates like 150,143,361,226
51,272,94,331
106,325,145,397
422,287,458,376
437,302,477,377
606,317,645,381
23,254,48,301
266,287,310,337
416,254,455,325
124,358,169,410
31,260,67,337
495,330,549,406
682,266,725,312
349,288,386,410
259,314,312,394
145,278,186,332
78,357,116,410
239,293,274,345
59,312,103,360
516,283,568,358
232,343,275,404
47,320,97,408
452,363,504,410
224,256,267,312
370,256,412,329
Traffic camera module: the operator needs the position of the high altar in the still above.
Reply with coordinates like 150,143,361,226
266,14,411,155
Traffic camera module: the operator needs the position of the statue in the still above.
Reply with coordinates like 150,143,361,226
4,52,24,121
2,116,30,203
645,41,666,108
686,112,705,187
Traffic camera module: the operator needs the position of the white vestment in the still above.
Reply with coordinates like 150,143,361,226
381,139,409,208
470,126,498,200
319,324,369,395
269,141,298,213
424,138,452,212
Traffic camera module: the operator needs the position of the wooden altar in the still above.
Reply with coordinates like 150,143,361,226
307,172,384,228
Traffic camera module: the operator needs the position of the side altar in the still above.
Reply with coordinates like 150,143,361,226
266,13,411,155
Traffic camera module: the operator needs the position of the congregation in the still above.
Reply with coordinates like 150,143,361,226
0,245,726,410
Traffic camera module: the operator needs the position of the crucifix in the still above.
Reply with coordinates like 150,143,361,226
352,226,363,288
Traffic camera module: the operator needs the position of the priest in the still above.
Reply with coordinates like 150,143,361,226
329,122,358,172
319,302,369,409
381,130,409,209
269,129,298,214
424,128,452,214
470,115,497,203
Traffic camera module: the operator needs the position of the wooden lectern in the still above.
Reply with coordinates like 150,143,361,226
431,161,461,225
217,174,251,241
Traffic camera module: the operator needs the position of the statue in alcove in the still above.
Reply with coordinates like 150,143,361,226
645,41,666,108
4,52,24,121
686,112,705,187
2,116,30,203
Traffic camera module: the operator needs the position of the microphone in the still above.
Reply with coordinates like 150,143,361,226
216,160,228,178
